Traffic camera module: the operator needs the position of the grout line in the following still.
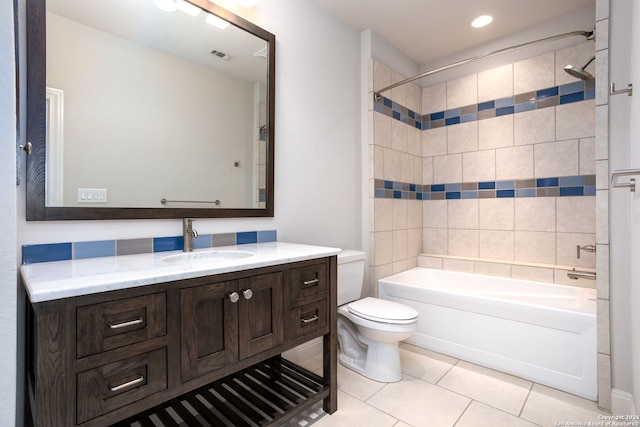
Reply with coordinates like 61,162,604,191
518,381,535,418
435,358,460,386
452,400,474,427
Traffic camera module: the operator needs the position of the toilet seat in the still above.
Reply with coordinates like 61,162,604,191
347,297,418,325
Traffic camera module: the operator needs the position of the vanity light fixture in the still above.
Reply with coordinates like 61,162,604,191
471,15,493,28
206,13,230,29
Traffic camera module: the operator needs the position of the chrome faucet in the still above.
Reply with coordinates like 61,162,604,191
183,218,198,252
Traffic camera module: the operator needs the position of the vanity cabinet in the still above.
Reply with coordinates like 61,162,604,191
180,272,284,382
25,256,337,427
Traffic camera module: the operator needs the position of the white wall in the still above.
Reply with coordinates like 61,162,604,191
17,0,362,251
0,0,18,424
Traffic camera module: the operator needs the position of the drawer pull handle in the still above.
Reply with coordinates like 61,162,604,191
301,315,319,324
110,375,145,392
242,289,253,300
303,278,319,286
108,317,144,330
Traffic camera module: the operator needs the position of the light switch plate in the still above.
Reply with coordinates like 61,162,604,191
77,188,108,203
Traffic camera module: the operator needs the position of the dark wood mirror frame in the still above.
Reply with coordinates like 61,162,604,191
26,0,275,221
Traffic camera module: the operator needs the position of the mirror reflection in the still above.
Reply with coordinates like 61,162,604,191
45,0,269,210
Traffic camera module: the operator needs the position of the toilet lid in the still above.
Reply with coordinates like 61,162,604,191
348,297,418,324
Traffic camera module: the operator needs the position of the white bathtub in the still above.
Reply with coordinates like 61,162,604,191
378,267,597,400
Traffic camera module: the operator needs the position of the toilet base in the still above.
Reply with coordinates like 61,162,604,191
338,341,403,383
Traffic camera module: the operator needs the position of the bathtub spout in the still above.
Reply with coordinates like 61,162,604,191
567,268,596,280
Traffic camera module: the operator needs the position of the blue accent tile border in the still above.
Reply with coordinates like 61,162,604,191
374,175,596,201
22,230,278,264
374,80,595,131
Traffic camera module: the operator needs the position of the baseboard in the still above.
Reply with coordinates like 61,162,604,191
282,337,323,365
612,389,637,415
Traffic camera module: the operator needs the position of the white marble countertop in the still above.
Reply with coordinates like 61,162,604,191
21,241,341,303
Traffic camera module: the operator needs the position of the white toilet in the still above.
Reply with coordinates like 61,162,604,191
337,250,418,382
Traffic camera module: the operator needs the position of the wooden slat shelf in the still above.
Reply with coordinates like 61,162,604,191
113,358,328,427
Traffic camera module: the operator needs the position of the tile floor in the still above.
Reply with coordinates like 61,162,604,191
286,343,611,427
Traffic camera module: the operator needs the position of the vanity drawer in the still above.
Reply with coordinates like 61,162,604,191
76,293,167,358
76,347,167,424
289,299,328,340
290,263,327,301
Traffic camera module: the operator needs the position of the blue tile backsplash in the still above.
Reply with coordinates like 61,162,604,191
374,79,595,131
374,175,596,201
22,230,278,264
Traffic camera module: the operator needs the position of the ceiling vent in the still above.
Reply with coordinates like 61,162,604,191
210,49,234,61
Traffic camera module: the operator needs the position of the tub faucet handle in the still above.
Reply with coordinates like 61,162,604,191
576,244,596,259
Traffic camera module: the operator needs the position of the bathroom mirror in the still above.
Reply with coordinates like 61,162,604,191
26,0,275,220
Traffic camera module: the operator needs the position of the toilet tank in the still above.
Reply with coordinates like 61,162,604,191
337,250,366,306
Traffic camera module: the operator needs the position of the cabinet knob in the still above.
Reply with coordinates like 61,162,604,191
242,289,253,300
228,291,240,303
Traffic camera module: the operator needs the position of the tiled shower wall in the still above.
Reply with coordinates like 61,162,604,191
369,62,424,284
369,40,597,287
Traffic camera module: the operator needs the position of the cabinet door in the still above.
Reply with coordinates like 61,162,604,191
180,280,238,382
238,272,283,359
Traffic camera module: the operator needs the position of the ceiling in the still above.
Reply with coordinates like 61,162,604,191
310,0,595,65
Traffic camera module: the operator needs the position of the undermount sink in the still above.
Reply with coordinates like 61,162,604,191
161,250,254,264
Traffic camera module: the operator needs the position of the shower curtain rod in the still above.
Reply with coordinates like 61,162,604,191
373,30,594,101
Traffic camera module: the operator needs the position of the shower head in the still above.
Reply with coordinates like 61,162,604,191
564,56,595,80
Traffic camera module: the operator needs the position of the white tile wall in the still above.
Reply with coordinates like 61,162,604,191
448,199,478,229
463,150,496,182
449,229,479,257
370,60,424,279
479,115,514,150
422,82,446,115
447,74,478,109
515,197,556,232
447,121,478,154
423,126,447,157
479,230,515,260
513,52,555,94
579,137,596,174
433,154,462,183
515,231,557,265
495,145,534,180
372,38,597,292
557,197,596,233
514,108,556,146
556,100,596,140
479,199,515,230
534,140,580,177
423,199,447,228
478,64,513,103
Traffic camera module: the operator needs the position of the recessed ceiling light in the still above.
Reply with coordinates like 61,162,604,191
471,15,493,28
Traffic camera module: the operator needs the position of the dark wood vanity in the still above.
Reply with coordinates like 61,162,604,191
25,256,337,426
